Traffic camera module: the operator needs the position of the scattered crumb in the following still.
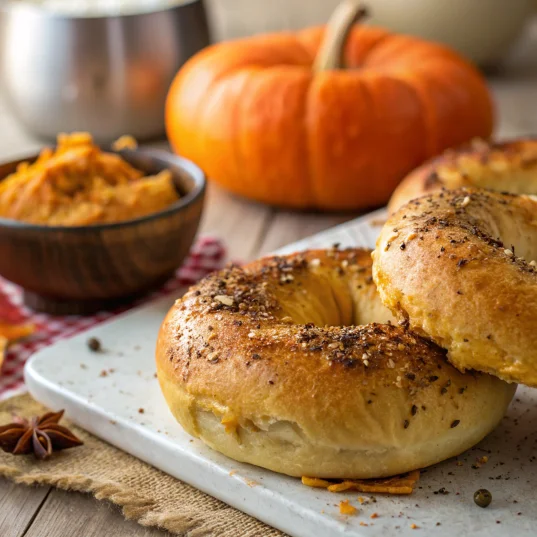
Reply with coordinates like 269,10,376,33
410,523,419,529
138,408,145,414
370,512,379,519
229,470,238,476
153,373,158,378
302,471,419,495
360,522,369,527
99,370,108,377
339,500,358,516
244,479,259,488
80,363,87,369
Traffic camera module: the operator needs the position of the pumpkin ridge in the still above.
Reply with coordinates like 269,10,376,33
237,66,314,206
204,70,255,199
384,70,437,158
346,28,393,69
166,46,253,164
302,58,316,208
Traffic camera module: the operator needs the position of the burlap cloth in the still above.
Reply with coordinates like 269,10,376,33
0,393,286,537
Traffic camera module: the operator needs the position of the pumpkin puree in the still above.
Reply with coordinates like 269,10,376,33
0,132,179,226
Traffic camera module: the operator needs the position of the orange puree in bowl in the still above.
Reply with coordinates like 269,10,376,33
0,132,180,226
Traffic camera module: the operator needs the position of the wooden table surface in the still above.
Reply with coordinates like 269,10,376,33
1,15,537,537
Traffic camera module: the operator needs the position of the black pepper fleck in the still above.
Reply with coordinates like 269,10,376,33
87,337,102,352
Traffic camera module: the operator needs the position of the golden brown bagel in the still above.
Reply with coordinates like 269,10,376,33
374,188,537,386
156,249,515,478
388,138,537,213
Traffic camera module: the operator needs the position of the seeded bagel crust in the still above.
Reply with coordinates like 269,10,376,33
388,137,537,213
156,248,515,478
374,188,537,386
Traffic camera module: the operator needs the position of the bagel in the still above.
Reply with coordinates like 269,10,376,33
156,248,515,478
389,138,537,213
374,187,537,386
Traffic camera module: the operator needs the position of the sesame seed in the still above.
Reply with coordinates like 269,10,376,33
461,196,471,207
530,260,537,266
214,295,234,306
248,331,256,338
207,351,219,362
387,359,395,368
310,258,321,267
504,249,513,256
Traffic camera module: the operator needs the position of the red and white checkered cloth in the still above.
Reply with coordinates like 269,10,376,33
0,236,226,401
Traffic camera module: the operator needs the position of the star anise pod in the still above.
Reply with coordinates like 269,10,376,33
0,410,83,460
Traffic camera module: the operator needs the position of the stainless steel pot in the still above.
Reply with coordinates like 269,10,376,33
0,1,210,142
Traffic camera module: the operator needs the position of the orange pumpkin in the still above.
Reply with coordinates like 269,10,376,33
166,1,494,210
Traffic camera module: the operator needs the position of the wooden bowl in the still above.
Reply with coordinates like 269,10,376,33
0,148,206,314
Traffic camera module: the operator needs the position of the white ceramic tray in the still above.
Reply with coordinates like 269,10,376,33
25,209,537,536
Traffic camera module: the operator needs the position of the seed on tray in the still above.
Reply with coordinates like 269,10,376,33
87,337,102,352
474,489,492,508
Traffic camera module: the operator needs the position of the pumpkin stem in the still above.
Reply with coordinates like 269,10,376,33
314,0,368,72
